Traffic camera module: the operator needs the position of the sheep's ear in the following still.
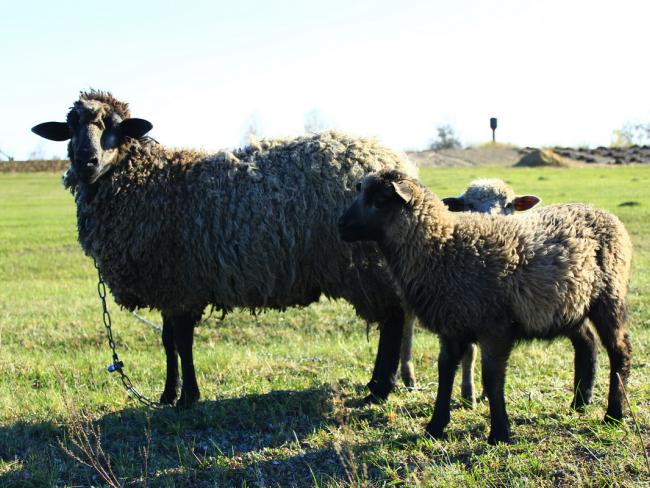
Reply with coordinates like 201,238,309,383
32,122,70,141
391,180,415,204
120,118,153,139
442,196,465,212
513,195,541,211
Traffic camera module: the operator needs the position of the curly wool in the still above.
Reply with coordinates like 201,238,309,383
374,173,632,339
70,125,417,321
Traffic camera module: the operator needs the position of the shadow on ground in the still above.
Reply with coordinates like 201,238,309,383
0,385,380,486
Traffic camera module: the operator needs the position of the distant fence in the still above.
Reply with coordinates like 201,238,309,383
0,160,69,173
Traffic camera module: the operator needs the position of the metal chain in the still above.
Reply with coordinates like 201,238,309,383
94,258,162,409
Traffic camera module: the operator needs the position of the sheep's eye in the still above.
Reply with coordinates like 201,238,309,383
355,182,361,192
505,203,513,210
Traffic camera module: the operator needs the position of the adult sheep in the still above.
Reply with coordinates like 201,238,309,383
408,178,541,407
32,90,418,408
339,170,632,444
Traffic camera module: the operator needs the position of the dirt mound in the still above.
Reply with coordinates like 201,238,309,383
515,149,577,168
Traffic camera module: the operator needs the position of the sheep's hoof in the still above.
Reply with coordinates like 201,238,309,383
175,392,199,411
603,412,623,424
570,395,592,412
487,431,511,445
459,396,477,409
159,389,179,405
361,393,387,406
401,376,417,389
425,423,447,440
488,428,512,446
570,400,589,413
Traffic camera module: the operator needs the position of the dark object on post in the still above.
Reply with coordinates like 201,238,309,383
490,117,497,143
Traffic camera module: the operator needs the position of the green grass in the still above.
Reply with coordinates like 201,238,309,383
1,167,649,487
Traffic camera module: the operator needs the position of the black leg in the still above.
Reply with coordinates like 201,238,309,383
159,314,179,405
426,337,469,439
171,312,202,410
365,310,405,403
589,300,631,422
480,335,513,444
569,321,598,411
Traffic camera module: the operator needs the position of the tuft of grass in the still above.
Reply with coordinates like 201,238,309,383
1,167,650,486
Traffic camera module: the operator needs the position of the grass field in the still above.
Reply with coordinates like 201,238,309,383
1,166,649,487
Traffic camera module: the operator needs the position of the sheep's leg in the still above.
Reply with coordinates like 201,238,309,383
459,344,478,408
365,310,404,404
159,315,179,405
480,336,513,444
172,312,202,410
425,337,469,439
569,321,598,411
589,300,631,422
399,311,417,388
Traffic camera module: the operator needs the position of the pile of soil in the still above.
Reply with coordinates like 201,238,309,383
514,148,577,168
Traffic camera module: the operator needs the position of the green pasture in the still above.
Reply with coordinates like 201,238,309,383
0,166,649,486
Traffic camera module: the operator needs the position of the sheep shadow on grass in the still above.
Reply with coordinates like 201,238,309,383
0,385,383,486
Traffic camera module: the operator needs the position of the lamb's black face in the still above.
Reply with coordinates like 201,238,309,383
339,173,410,243
32,99,152,185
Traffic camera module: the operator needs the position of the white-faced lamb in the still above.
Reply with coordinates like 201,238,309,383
339,170,632,444
32,90,418,408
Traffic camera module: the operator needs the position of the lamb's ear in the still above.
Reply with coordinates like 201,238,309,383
120,118,153,139
442,196,465,212
31,122,70,141
513,195,541,211
391,180,415,204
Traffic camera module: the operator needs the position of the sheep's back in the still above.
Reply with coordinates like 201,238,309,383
81,131,416,317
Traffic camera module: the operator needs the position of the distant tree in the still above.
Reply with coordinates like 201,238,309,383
304,108,331,133
611,122,650,147
429,124,462,150
0,147,14,161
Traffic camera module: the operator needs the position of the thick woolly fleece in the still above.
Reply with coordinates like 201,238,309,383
374,173,632,342
65,123,417,326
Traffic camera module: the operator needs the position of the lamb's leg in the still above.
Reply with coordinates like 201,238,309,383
159,314,179,405
589,300,631,422
400,311,417,388
172,312,202,410
569,321,598,411
459,344,477,408
480,336,514,444
426,337,468,439
365,309,404,404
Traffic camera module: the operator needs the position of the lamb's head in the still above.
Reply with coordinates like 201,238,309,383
32,90,152,185
339,169,423,243
442,178,540,215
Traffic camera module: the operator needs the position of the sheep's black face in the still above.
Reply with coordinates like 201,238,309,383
339,171,411,243
32,99,152,185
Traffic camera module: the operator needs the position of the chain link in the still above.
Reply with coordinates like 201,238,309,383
94,258,162,409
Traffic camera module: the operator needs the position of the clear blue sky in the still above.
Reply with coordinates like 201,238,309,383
1,0,649,159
